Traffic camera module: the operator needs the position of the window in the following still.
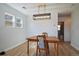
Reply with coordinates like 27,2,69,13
5,12,15,27
5,12,23,28
15,17,23,28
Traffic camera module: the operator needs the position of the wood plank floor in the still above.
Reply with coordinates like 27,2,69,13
2,41,79,56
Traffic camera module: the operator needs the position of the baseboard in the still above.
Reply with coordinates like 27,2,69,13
71,43,79,51
3,40,27,52
64,41,70,42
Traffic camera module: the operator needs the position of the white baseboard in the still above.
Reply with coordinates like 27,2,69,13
71,43,79,51
3,40,27,52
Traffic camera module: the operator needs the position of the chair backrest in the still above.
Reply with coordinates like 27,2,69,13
37,35,47,48
42,32,48,37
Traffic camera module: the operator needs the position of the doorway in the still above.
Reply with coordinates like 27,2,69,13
58,13,71,42
58,22,64,41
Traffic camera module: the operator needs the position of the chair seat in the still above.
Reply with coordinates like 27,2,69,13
38,40,45,48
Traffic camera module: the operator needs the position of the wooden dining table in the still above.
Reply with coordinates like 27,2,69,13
27,36,60,56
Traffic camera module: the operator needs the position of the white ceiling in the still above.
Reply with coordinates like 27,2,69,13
7,3,79,16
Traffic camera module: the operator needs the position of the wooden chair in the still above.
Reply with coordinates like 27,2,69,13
42,32,49,55
36,35,49,56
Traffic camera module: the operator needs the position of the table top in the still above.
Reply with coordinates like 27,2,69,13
27,36,60,43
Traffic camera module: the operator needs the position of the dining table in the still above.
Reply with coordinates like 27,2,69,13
26,36,60,56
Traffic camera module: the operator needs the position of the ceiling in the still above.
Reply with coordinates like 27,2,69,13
7,3,79,16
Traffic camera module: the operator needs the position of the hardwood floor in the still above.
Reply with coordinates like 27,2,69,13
2,41,79,56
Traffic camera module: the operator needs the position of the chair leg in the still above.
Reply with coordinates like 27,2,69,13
48,49,50,55
46,42,49,55
36,48,38,56
46,49,48,56
46,51,48,56
39,49,40,56
46,48,49,55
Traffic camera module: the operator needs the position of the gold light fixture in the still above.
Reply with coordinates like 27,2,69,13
33,4,51,20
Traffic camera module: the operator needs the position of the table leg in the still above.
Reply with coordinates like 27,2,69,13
27,40,29,56
57,43,59,56
54,43,59,56
54,43,56,56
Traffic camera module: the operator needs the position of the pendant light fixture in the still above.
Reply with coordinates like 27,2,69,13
33,4,51,20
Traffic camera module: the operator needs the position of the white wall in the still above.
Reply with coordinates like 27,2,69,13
58,17,71,42
25,8,58,37
64,17,71,42
71,6,79,50
0,4,28,52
